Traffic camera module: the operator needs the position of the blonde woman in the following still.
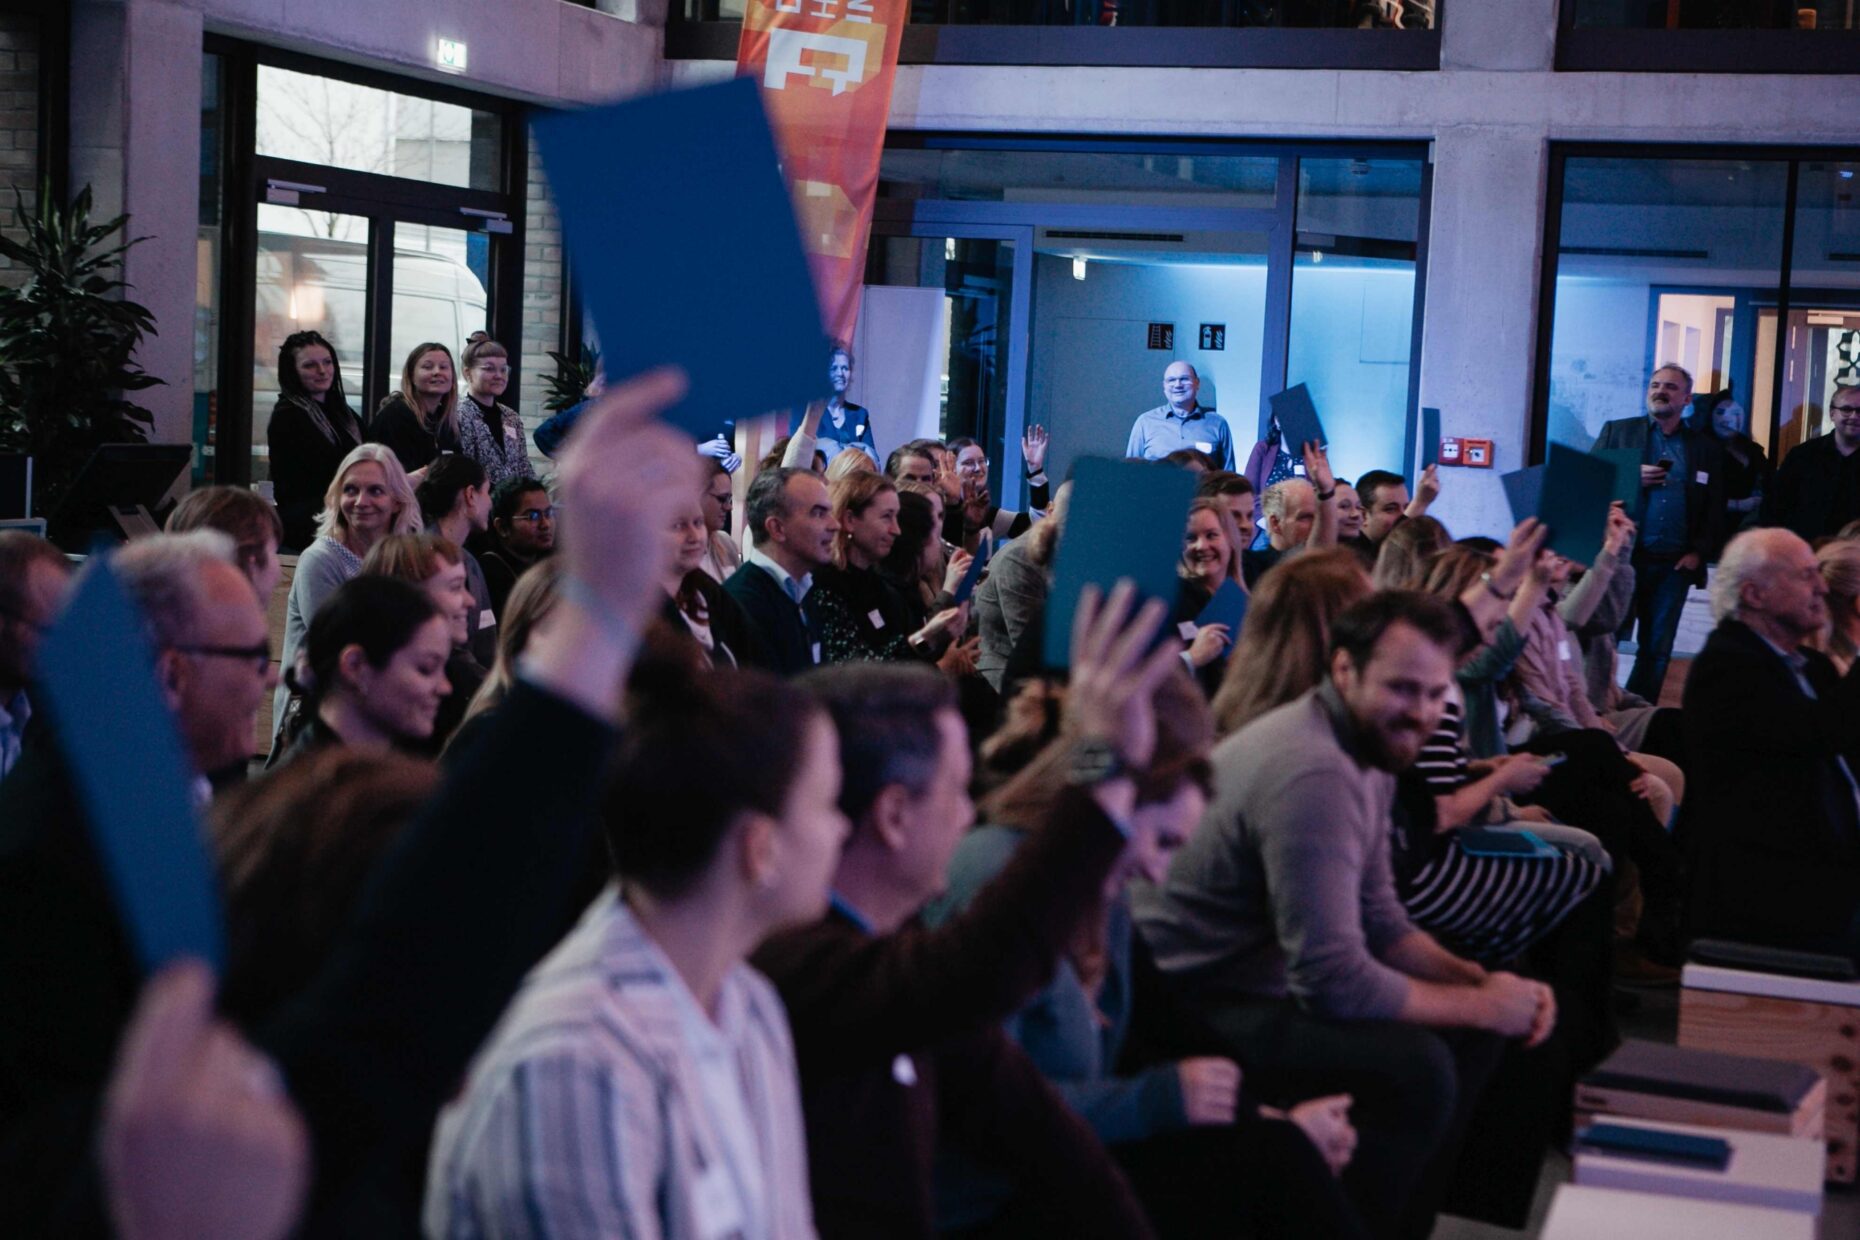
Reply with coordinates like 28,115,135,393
813,471,965,664
1816,538,1860,675
1176,496,1249,692
367,342,461,476
1211,547,1371,736
274,443,423,738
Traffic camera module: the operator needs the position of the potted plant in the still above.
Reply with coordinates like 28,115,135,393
0,184,161,518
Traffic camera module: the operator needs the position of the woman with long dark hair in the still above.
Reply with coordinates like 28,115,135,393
267,330,362,551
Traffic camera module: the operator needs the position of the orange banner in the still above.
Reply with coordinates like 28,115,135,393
736,0,908,348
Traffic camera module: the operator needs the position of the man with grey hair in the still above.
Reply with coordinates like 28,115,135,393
1683,527,1860,959
724,465,839,674
1240,446,1339,587
1764,380,1860,543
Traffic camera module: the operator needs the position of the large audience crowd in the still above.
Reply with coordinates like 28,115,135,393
2,337,1858,1240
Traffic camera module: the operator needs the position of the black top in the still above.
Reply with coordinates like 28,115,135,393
365,393,459,477
1241,545,1284,588
478,543,547,621
267,394,362,551
1762,432,1860,545
657,571,765,670
1717,434,1770,504
813,562,928,664
723,560,825,676
0,680,620,1236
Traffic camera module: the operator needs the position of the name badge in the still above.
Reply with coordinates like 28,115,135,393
1194,440,1214,454
1292,463,1307,477
690,1162,748,1240
811,642,821,664
867,608,886,631
1695,470,1709,485
477,608,497,630
892,1053,918,1087
855,424,867,438
1177,620,1200,641
1558,638,1571,662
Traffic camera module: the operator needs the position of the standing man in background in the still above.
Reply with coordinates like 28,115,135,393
1127,362,1236,470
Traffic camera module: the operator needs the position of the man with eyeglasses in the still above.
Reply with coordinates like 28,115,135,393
1764,381,1860,544
482,474,556,619
1125,361,1237,471
1594,363,1726,701
0,532,72,782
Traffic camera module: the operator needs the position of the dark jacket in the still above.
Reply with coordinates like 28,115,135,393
0,680,619,1236
750,787,1155,1240
813,563,930,665
478,543,547,621
365,393,459,478
1681,619,1860,956
1761,431,1860,545
266,394,362,552
657,571,764,670
1593,415,1726,585
722,559,824,676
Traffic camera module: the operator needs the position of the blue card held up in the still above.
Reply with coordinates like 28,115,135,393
1592,447,1642,510
1500,463,1546,529
1503,444,1616,566
1042,457,1197,670
1195,577,1249,638
1421,407,1442,470
1269,384,1328,454
531,77,828,442
953,536,991,605
34,555,223,972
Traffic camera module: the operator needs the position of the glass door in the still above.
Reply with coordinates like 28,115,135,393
863,224,1033,500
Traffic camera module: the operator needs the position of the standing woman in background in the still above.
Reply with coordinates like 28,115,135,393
456,335,533,488
368,342,460,477
266,331,362,551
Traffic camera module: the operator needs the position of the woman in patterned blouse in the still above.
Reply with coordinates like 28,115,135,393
455,335,532,488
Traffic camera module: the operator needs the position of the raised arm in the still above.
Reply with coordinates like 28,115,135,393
1303,442,1339,550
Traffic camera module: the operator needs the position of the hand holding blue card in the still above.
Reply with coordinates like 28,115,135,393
1421,407,1442,470
531,78,827,442
1270,384,1328,453
35,555,223,972
1503,444,1616,566
1195,577,1248,640
1042,458,1197,669
953,538,991,605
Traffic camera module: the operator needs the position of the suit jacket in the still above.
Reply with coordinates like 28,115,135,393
0,681,619,1237
750,787,1154,1239
1681,619,1860,956
1761,431,1860,545
723,559,823,676
1593,415,1726,585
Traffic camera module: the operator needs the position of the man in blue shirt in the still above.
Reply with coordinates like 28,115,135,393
1126,362,1236,470
1594,364,1726,700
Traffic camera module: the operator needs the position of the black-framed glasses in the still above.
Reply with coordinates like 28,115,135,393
172,640,272,675
514,507,556,523
1831,404,1860,416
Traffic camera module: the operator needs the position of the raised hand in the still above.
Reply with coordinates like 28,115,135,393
943,549,975,597
1064,580,1183,770
1022,424,1049,475
1489,518,1548,597
1302,441,1335,496
102,962,309,1240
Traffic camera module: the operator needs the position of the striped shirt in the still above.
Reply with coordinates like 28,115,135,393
425,888,818,1240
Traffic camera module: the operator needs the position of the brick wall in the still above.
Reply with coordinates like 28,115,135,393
519,137,565,459
0,13,41,292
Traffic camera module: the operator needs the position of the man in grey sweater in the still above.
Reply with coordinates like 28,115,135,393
1134,591,1553,1240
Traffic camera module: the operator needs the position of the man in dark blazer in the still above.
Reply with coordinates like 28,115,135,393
1593,363,1726,700
1682,528,1860,961
724,465,838,674
1762,381,1860,543
753,597,1182,1239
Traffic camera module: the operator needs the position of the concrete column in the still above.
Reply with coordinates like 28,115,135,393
1416,125,1549,537
69,0,205,448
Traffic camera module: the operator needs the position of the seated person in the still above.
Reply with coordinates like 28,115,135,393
698,459,744,584
1174,497,1247,695
0,531,74,781
973,482,1069,693
724,467,837,676
1683,528,1860,960
660,494,757,670
479,475,555,619
1333,481,1372,569
443,559,561,760
427,664,839,1239
1369,515,1450,592
930,669,1367,1240
166,485,285,608
886,440,941,490
415,453,499,668
271,575,453,765
1241,444,1339,588
813,472,966,665
1134,591,1555,1239
360,534,487,755
751,588,1182,1239
1356,466,1440,553
942,431,1051,553
1195,470,1258,550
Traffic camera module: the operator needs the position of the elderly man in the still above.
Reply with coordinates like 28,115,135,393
1594,363,1725,700
1240,446,1339,588
1126,361,1236,470
1682,528,1860,960
1764,381,1860,543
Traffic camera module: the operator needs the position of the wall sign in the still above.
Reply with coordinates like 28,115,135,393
1199,323,1226,351
1147,323,1175,350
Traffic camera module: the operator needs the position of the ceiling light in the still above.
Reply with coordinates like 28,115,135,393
1072,256,1087,281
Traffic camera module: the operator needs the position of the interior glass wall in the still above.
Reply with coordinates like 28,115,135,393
1569,1,1855,28
679,0,1437,27
1537,152,1860,480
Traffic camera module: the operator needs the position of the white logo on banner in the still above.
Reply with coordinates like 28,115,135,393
763,29,868,96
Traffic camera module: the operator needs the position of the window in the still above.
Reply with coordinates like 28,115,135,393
1535,149,1860,478
255,66,501,192
1557,0,1860,71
